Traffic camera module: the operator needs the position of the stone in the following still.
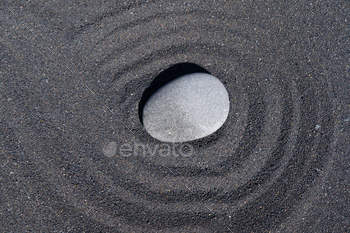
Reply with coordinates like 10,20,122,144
142,73,230,142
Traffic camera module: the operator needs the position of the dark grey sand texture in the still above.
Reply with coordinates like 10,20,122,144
1,0,350,232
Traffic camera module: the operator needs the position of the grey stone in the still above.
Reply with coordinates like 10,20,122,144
143,73,230,142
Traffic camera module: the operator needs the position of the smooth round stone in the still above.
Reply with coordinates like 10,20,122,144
143,73,230,142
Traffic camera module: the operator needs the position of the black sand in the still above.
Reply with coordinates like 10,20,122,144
1,0,349,232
